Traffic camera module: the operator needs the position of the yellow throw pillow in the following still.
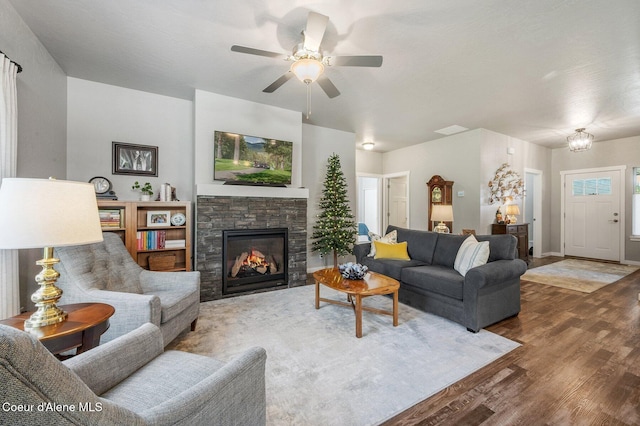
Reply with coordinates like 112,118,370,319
373,241,410,260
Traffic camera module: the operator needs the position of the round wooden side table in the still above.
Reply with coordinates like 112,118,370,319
0,303,115,355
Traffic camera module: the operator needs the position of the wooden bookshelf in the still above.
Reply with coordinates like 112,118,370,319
97,200,192,271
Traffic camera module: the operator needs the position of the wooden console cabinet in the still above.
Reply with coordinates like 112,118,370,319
491,223,529,263
97,200,192,271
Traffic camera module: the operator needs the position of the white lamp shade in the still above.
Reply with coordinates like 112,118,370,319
290,58,324,83
431,204,454,222
0,178,104,249
505,204,520,216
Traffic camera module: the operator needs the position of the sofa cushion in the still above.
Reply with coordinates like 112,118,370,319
374,241,410,260
387,225,438,264
432,234,468,268
476,234,517,261
367,230,397,257
454,235,490,276
360,257,426,281
401,265,464,300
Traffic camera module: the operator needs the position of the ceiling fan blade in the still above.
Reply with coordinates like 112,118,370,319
317,75,340,98
328,55,383,67
231,45,287,59
263,73,294,93
303,12,329,52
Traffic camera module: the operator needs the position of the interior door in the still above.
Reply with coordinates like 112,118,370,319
564,170,620,261
387,176,408,228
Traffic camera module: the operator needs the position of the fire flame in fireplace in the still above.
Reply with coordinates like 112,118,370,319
244,249,268,268
230,249,279,278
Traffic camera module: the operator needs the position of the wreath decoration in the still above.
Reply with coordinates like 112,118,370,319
488,163,524,204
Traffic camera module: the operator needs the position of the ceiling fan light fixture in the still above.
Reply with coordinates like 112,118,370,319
290,58,324,84
567,128,594,152
362,142,375,150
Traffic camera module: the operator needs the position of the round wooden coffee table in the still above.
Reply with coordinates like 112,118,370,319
0,303,115,355
314,268,399,338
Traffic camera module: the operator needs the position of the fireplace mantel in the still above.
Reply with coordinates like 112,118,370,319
197,183,309,199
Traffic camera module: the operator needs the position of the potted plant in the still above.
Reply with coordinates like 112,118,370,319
132,181,153,201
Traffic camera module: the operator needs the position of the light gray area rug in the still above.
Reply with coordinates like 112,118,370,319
523,259,639,293
167,285,519,425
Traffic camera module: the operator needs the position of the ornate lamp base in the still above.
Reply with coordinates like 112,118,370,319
25,247,67,329
434,221,450,234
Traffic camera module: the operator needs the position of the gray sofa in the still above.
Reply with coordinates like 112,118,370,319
354,225,527,332
0,323,266,425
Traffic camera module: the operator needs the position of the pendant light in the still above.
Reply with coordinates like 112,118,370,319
567,128,594,152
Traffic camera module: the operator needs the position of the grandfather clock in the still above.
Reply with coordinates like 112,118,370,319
427,175,454,231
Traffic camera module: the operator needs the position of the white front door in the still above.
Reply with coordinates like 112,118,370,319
564,170,621,261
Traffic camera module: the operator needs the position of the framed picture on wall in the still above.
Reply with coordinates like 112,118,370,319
112,142,158,176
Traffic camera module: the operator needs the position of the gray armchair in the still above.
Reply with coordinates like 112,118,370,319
55,232,199,346
0,323,267,425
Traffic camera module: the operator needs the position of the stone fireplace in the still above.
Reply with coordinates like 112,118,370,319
196,187,307,301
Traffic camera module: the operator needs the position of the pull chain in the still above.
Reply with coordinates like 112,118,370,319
306,82,311,119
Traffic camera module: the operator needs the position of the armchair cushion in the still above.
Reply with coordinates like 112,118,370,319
154,287,200,324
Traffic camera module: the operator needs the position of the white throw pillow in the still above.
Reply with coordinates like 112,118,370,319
454,235,490,276
367,230,398,257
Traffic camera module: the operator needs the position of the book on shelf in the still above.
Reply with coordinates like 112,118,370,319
165,239,186,249
136,230,167,250
99,209,123,228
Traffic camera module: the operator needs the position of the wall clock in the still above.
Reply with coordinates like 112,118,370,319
89,176,112,194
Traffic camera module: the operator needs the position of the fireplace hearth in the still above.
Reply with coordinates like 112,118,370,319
222,228,288,295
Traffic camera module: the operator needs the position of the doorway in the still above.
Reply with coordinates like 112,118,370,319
356,175,382,236
524,169,543,258
384,172,410,230
561,166,625,261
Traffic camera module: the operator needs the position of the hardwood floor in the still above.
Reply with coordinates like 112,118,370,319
382,257,640,425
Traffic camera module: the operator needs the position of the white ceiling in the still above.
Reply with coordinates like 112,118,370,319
9,0,640,152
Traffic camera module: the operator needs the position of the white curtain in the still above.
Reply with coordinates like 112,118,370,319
0,53,20,319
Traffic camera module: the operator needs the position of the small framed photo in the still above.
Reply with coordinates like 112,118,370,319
147,211,170,227
113,142,158,176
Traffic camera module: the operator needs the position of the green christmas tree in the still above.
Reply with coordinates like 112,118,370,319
312,153,357,267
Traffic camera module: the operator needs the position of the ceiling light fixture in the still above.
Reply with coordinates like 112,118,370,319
362,142,375,150
567,128,594,152
290,58,325,119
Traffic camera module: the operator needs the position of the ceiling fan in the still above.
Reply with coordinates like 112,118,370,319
231,11,383,117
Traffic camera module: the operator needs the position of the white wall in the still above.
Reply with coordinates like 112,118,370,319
380,128,552,253
193,90,302,189
67,78,194,201
303,124,356,270
382,130,482,233
356,150,383,175
1,0,68,312
550,135,640,262
479,129,551,252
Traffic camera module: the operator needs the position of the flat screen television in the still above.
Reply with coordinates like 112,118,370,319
214,131,293,186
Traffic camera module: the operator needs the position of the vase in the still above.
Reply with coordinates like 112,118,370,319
140,194,151,202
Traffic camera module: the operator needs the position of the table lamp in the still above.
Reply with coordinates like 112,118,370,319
431,204,453,233
505,204,520,224
0,178,103,329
